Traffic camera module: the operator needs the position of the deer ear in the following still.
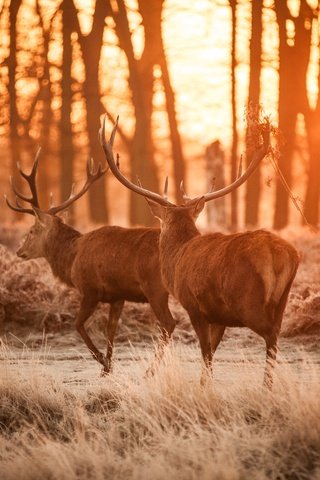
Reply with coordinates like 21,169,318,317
192,197,206,219
33,208,53,227
145,198,165,221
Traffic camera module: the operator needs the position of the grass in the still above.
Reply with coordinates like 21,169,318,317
1,344,320,480
1,225,320,478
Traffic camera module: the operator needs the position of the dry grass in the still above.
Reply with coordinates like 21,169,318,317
1,344,320,480
1,225,320,479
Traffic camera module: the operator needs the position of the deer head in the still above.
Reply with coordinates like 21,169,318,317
16,209,57,260
6,149,107,260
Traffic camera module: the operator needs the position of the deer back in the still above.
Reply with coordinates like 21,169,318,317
166,229,299,327
71,226,162,302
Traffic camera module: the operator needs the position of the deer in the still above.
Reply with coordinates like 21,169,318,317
6,150,176,375
100,116,300,388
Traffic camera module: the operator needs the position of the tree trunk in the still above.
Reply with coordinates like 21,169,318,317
60,1,75,221
36,3,54,209
273,1,296,229
273,0,313,229
229,0,238,228
114,0,159,225
205,141,226,227
144,0,186,204
67,0,109,223
304,111,320,224
8,0,23,204
160,54,185,204
298,1,319,226
245,0,263,227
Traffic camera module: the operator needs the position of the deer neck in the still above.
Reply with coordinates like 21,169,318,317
159,217,200,293
44,222,81,286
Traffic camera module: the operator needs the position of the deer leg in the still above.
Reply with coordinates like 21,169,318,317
101,300,124,376
210,324,225,377
75,295,104,366
145,293,176,377
189,317,212,386
263,333,278,389
263,289,288,389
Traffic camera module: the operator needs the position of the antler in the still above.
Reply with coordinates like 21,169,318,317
5,147,42,215
99,115,174,207
6,149,107,216
47,158,107,215
100,115,270,208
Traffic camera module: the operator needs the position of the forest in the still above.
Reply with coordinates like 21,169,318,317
1,2,320,479
1,0,319,229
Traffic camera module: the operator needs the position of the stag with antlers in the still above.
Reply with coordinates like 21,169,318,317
6,152,176,375
101,117,300,388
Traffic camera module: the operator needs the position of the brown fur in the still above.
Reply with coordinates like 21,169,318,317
17,213,176,374
148,200,300,387
101,117,298,386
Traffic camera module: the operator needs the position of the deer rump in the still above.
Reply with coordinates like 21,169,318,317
71,226,162,303
171,230,299,332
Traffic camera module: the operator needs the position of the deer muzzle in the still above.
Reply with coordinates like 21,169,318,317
16,246,30,260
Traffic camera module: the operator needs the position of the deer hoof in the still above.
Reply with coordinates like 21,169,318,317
144,365,156,379
100,367,110,377
200,372,213,388
100,358,112,377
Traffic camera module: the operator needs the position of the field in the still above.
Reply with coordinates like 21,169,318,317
1,225,320,479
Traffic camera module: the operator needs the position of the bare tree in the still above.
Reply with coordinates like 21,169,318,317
245,0,263,227
304,95,320,226
111,0,160,225
273,0,313,228
8,0,23,198
66,0,110,223
35,1,55,208
59,1,75,220
229,0,238,228
138,0,185,204
301,2,320,226
205,141,226,227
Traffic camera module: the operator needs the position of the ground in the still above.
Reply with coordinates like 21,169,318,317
0,225,320,479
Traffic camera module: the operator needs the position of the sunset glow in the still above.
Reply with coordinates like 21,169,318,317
0,0,319,228
1,3,320,479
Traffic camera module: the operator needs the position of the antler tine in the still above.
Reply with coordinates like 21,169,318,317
16,147,41,181
200,121,270,203
100,115,174,207
19,147,41,207
6,147,42,215
163,176,169,200
208,177,216,193
109,116,119,147
9,176,33,203
47,158,107,215
180,180,191,203
31,147,41,178
4,194,34,215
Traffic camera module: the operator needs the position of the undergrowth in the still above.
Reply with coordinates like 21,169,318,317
0,344,320,480
0,225,319,340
